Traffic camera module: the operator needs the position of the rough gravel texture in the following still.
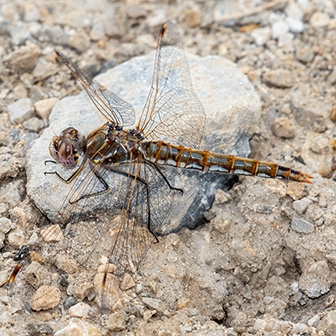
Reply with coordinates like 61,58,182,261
0,0,336,335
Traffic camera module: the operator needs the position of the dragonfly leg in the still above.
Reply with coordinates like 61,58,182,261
66,166,159,244
44,165,83,184
44,160,56,165
144,159,184,195
69,169,109,204
109,165,159,243
142,177,159,243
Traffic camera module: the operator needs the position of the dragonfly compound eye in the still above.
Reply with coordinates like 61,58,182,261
49,137,78,168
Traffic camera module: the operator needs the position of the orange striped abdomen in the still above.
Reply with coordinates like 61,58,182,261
142,140,313,183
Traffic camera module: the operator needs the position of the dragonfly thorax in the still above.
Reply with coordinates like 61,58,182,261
86,122,142,165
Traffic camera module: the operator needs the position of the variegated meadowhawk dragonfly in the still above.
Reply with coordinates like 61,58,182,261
9,21,313,312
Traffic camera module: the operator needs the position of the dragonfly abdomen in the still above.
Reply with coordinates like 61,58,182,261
143,141,210,169
142,141,313,183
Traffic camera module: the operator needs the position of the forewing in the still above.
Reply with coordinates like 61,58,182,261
137,21,206,148
55,50,135,127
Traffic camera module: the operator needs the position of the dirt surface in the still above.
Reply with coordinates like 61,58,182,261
1,0,336,335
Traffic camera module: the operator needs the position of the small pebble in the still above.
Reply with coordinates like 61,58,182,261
263,69,293,88
0,180,24,208
0,153,24,181
68,302,91,318
292,106,326,133
271,20,289,39
120,273,135,290
310,12,330,28
93,273,122,310
72,282,94,301
285,1,304,20
69,32,90,52
0,217,13,234
250,27,271,46
33,58,58,82
142,297,166,314
8,228,26,247
125,4,147,19
291,217,314,233
29,250,44,264
23,3,40,22
146,9,166,28
293,197,312,214
34,97,58,120
55,254,78,274
23,117,45,132
299,260,330,298
306,204,324,221
106,311,127,332
271,117,295,138
136,283,142,293
253,319,268,331
296,45,314,63
56,10,90,29
23,261,49,289
286,182,307,200
176,297,190,309
30,285,61,311
185,9,201,28
302,132,333,177
7,98,34,124
64,296,77,309
97,263,117,274
103,11,126,38
136,34,155,50
90,22,105,41
29,85,49,103
44,26,70,45
26,323,53,336
48,320,101,336
286,17,304,33
214,189,232,204
9,26,32,46
13,83,28,99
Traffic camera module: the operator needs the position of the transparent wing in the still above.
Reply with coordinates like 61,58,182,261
104,159,182,277
8,147,182,312
137,21,206,149
55,50,135,127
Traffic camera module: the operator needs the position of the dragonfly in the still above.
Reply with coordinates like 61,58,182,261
9,21,313,312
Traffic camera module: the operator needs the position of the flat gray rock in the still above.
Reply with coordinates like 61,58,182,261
26,51,260,234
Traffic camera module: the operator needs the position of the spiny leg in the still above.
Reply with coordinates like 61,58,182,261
44,160,109,203
141,170,159,243
113,164,159,243
145,158,184,195
44,160,84,184
68,169,109,204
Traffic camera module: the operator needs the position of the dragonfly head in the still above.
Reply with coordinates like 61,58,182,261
49,127,85,169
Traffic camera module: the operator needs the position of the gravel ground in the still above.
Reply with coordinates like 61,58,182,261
1,0,336,335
